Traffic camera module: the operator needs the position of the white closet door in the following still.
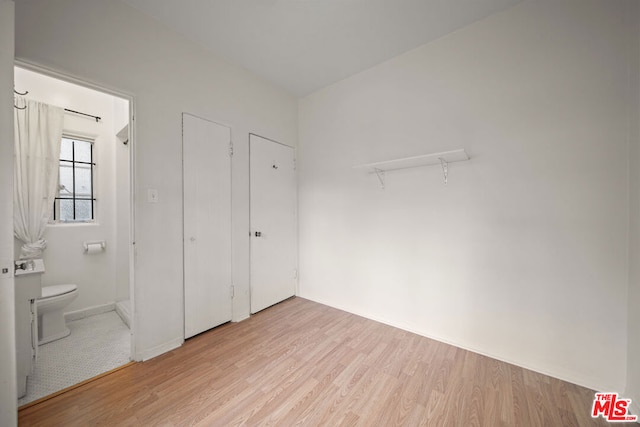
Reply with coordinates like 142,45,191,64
250,134,297,314
183,114,232,339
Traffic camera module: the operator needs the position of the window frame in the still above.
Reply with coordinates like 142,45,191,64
53,136,96,223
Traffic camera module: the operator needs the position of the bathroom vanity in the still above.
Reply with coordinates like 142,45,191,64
14,259,43,399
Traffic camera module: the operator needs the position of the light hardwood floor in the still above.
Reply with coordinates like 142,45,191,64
19,297,608,426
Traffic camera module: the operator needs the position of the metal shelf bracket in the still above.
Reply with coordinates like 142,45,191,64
439,157,448,184
374,168,385,189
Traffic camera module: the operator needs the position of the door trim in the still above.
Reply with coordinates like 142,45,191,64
14,59,139,360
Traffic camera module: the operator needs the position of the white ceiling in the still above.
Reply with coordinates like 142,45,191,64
122,0,523,97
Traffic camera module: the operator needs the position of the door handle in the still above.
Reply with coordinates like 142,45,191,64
254,231,262,237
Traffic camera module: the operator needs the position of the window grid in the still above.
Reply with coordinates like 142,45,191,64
53,138,96,221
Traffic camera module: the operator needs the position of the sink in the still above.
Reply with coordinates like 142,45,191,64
15,258,45,276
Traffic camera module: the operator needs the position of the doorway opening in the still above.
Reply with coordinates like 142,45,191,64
13,63,136,406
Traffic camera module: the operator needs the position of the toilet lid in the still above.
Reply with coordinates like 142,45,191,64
40,284,77,298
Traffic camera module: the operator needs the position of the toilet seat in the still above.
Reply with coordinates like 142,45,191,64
40,284,77,299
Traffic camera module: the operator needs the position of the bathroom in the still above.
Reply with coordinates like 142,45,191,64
14,65,133,405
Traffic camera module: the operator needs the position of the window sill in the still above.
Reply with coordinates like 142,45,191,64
47,221,99,227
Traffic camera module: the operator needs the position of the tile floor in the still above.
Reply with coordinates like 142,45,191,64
18,310,130,407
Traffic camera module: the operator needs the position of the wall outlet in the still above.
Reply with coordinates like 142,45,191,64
147,189,159,203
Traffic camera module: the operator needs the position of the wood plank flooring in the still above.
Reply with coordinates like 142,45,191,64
19,297,608,426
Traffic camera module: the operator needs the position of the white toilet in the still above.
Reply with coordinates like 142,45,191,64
37,284,79,345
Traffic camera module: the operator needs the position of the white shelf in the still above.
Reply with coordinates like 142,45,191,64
353,149,468,172
353,149,469,187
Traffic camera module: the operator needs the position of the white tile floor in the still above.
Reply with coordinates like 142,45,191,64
18,310,131,407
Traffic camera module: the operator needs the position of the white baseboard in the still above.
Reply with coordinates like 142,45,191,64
65,302,115,321
136,337,183,362
299,294,620,394
115,300,131,328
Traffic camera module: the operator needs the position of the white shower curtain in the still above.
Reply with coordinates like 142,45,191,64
14,97,64,259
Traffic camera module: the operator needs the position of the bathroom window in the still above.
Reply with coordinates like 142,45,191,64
53,137,95,222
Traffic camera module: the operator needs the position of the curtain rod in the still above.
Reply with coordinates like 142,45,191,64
64,108,101,123
14,88,102,122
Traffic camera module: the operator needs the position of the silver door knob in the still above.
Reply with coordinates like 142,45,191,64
254,231,262,237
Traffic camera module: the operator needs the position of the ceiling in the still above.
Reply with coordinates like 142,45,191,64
122,0,523,97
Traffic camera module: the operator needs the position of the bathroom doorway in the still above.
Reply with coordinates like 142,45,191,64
13,63,136,406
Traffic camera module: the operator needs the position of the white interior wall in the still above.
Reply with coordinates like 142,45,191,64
298,0,630,392
0,1,17,425
14,0,298,360
13,67,127,314
627,0,640,414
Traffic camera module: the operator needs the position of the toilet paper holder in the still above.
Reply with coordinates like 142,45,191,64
83,241,106,253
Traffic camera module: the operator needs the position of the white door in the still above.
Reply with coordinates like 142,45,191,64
250,134,297,314
0,2,17,423
183,114,232,338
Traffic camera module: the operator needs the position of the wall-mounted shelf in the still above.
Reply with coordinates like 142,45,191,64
353,149,469,188
116,124,129,145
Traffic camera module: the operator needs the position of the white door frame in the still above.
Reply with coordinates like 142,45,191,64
14,59,139,361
